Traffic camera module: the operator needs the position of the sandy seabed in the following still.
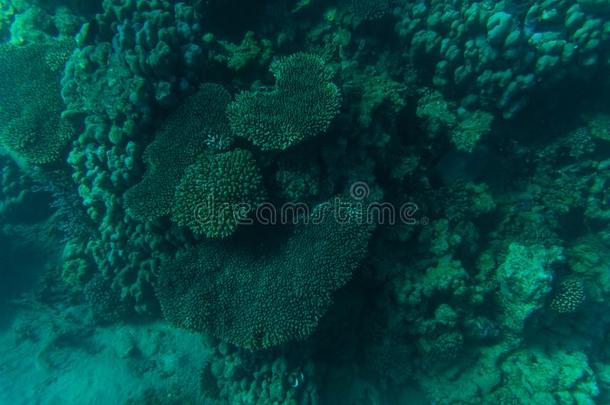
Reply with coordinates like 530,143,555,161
0,298,209,405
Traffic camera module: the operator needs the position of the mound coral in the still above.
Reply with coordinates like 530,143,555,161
396,0,610,117
227,53,341,150
551,278,586,314
172,149,266,239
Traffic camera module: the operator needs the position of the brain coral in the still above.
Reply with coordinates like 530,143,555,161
156,200,374,349
0,41,73,164
123,83,232,221
172,149,266,239
227,52,341,151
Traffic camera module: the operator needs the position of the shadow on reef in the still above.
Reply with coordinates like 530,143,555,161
202,0,271,41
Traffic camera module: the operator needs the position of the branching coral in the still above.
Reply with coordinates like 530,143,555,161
416,89,457,138
5,1,82,45
157,199,374,349
416,89,493,150
227,53,341,150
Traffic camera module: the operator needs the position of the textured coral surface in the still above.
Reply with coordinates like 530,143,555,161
2,0,610,403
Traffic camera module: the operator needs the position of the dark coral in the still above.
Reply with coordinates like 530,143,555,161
157,200,374,349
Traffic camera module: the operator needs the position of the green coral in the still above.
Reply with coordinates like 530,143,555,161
171,149,266,239
5,1,81,45
216,31,273,71
418,341,600,404
61,237,93,285
416,89,457,138
1,102,73,165
496,243,563,333
419,331,464,366
420,256,469,299
550,278,586,314
567,233,610,303
0,41,74,164
585,159,610,221
395,0,610,116
450,110,494,152
202,343,318,403
355,71,406,128
274,160,321,202
59,0,233,318
416,90,493,151
6,0,610,400
156,199,374,349
497,348,599,404
124,83,232,221
584,113,610,142
227,53,341,150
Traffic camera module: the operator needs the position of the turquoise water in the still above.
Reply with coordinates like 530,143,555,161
1,0,610,403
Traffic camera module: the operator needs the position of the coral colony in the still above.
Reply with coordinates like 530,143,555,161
1,0,610,403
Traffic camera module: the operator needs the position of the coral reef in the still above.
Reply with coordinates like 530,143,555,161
3,0,610,402
395,0,610,117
